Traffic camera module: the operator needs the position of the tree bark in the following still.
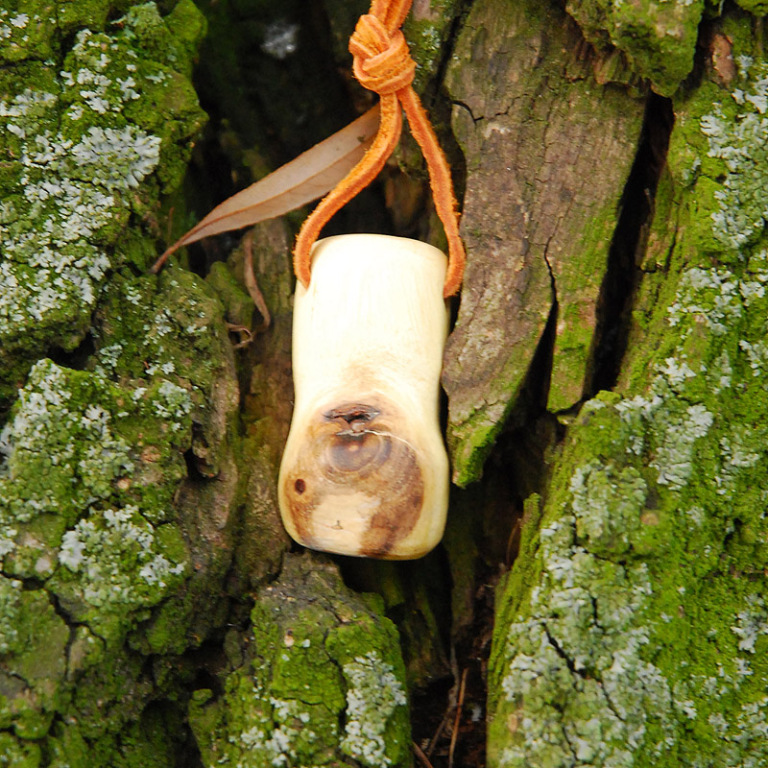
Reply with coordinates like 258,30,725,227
1,1,767,767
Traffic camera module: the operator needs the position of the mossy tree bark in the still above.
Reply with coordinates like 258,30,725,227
1,1,768,767
455,2,768,767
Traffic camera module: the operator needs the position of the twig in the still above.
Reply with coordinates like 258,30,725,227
426,708,449,758
226,323,253,349
412,740,435,768
242,230,271,329
448,668,468,768
427,648,459,758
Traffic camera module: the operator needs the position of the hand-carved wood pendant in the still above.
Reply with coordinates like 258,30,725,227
278,234,450,559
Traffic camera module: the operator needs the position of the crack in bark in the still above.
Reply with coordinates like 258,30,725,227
599,677,626,726
590,595,605,632
45,589,85,679
432,0,476,98
451,100,513,125
451,98,480,122
543,622,586,680
584,92,674,398
542,234,557,295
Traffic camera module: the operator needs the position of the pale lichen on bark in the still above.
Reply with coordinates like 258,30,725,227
0,1,243,764
486,7,768,767
189,554,411,768
1,1,416,763
4,0,768,765
0,0,205,406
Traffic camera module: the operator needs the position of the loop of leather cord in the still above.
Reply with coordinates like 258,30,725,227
293,0,465,298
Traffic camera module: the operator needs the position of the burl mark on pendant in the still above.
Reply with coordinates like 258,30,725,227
282,400,424,557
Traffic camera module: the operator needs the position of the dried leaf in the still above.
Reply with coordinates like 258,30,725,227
152,105,380,272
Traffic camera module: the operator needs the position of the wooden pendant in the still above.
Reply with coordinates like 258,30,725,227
278,234,450,559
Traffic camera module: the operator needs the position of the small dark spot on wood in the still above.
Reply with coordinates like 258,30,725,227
295,478,306,494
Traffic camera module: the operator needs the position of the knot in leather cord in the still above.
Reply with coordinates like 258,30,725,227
294,0,466,297
349,14,416,96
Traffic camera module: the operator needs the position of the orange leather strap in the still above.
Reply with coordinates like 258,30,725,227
293,0,465,297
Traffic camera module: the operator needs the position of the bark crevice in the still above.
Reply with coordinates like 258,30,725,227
584,92,674,398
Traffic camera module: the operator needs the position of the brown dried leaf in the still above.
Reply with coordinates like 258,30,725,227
151,106,380,272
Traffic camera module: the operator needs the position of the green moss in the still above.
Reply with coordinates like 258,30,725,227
566,0,705,96
489,21,768,766
51,505,189,641
450,411,510,488
490,394,768,766
402,0,463,92
0,2,246,764
0,577,23,655
165,0,209,72
0,2,230,752
0,0,206,408
45,704,186,768
57,0,112,32
0,2,64,64
0,581,68,742
734,0,768,14
548,194,621,412
0,351,200,736
346,556,451,688
67,647,154,740
0,733,41,768
0,350,198,582
0,262,238,656
206,261,255,331
121,2,185,67
190,555,411,768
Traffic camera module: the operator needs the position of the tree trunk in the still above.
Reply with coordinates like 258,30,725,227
1,1,767,767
